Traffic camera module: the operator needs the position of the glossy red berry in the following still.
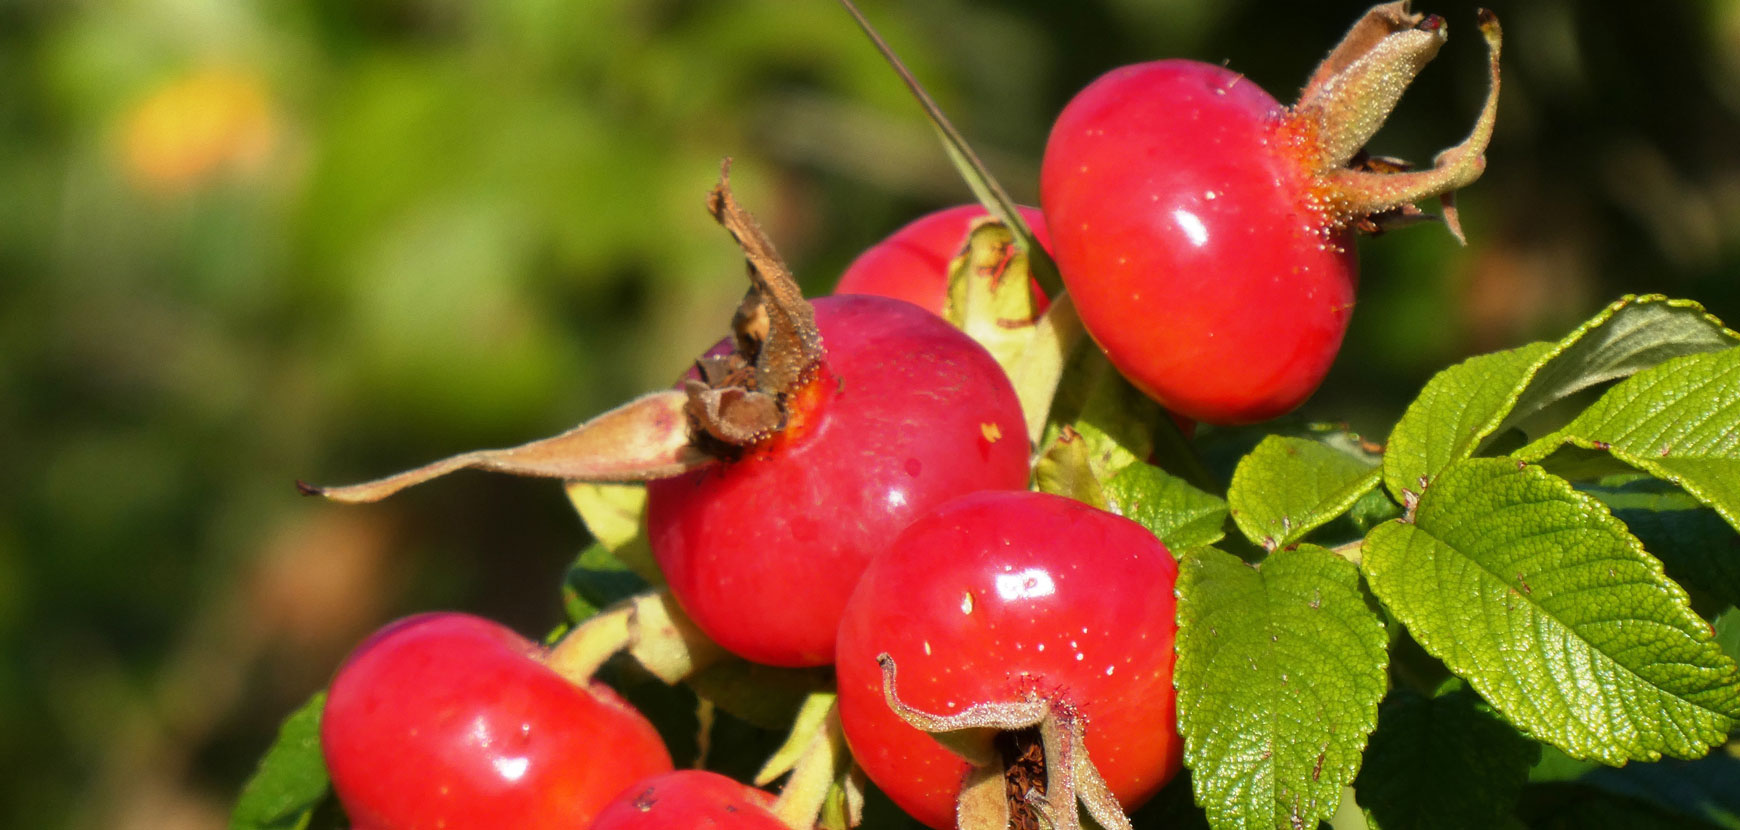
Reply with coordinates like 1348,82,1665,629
591,770,786,830
1042,8,1501,425
1043,60,1355,425
647,295,1030,667
835,490,1181,829
321,613,672,830
833,204,1052,316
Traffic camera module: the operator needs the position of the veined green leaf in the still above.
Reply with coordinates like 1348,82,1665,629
1363,458,1740,764
1176,545,1388,830
1583,478,1740,611
1502,296,1738,434
1518,347,1740,535
1103,462,1227,549
563,541,652,624
1385,343,1552,502
232,692,329,830
1229,435,1380,550
1385,296,1738,503
1354,687,1539,830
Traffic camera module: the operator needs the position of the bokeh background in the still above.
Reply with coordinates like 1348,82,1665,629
4,1,1739,827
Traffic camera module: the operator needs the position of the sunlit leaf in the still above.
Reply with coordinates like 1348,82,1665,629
1363,458,1740,764
1229,435,1379,550
232,692,329,830
1519,347,1740,535
1176,545,1387,830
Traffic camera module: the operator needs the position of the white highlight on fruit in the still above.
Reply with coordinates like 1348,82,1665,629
1172,208,1210,247
494,756,530,782
994,568,1055,601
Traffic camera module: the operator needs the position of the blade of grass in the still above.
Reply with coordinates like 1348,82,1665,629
835,0,1063,296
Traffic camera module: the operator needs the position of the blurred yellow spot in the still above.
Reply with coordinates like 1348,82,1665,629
119,67,277,194
980,422,1002,442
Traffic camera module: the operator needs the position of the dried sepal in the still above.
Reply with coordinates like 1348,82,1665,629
876,654,1137,830
303,167,831,502
1291,7,1445,169
706,161,824,399
300,390,712,504
1299,1,1424,97
1285,4,1504,243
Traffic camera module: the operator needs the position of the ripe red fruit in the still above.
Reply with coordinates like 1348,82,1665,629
321,613,672,830
647,295,1030,667
833,204,1052,315
591,770,786,830
835,490,1181,829
1042,8,1501,424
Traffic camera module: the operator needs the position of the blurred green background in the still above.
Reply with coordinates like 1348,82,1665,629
4,0,1739,827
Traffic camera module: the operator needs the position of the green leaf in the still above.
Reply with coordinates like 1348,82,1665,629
1502,295,1738,433
1583,478,1740,610
1346,487,1404,535
565,481,662,584
1176,545,1388,830
1354,687,1539,830
1385,343,1553,501
1362,458,1740,764
232,692,329,830
1719,610,1740,665
1579,753,1740,829
1518,347,1740,535
1103,462,1227,549
1384,296,1739,503
563,541,652,624
1229,435,1380,550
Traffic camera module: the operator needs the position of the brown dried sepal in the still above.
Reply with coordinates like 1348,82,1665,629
301,390,712,504
302,163,828,502
876,655,1132,830
1283,3,1504,244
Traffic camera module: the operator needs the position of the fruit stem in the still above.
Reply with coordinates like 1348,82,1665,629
544,604,636,686
834,0,1064,298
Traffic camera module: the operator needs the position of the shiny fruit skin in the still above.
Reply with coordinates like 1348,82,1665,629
1042,60,1358,425
591,770,786,830
648,295,1030,667
833,204,1052,315
321,613,672,830
835,490,1181,829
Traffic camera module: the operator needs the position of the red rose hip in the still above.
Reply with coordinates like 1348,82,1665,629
591,770,787,830
834,203,1052,316
835,490,1182,829
648,295,1031,667
1042,5,1502,424
321,613,672,830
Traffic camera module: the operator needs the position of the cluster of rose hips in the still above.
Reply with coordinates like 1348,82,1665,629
309,4,1499,828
